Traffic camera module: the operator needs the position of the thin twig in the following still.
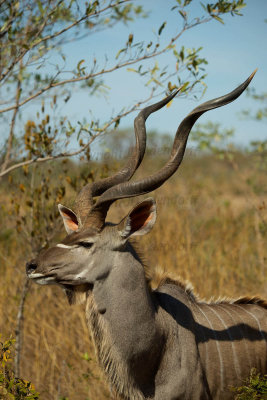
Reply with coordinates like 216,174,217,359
14,277,31,377
0,61,22,173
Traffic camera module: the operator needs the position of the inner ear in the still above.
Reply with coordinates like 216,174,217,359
58,204,79,234
118,198,157,239
130,203,154,232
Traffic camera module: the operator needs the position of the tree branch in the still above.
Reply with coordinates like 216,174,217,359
0,16,210,115
14,277,31,377
0,0,132,85
0,90,155,178
0,62,22,173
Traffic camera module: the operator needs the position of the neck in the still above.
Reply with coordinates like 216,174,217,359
85,248,164,399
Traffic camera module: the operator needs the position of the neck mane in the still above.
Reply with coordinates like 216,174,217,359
85,243,156,400
156,275,267,309
85,293,145,400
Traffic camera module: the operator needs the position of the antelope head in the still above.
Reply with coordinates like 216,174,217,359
26,71,256,302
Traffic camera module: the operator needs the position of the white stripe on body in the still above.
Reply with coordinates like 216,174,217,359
226,306,252,371
234,304,265,340
233,304,267,371
192,306,209,370
210,305,241,380
195,303,224,390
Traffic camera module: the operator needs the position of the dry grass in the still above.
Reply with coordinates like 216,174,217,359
0,153,266,399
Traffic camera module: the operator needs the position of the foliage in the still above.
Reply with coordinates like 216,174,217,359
190,121,235,159
98,128,173,161
0,0,247,179
242,88,267,121
249,140,267,173
189,114,267,237
241,87,267,173
0,336,39,399
233,368,267,399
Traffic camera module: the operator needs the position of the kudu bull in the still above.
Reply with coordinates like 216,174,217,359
26,70,267,400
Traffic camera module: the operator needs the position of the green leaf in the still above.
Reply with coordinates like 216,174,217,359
77,59,85,71
127,68,138,73
37,0,44,15
82,352,91,361
0,20,8,32
179,10,186,20
200,2,207,12
212,15,224,24
180,81,189,92
158,21,166,36
127,33,134,46
115,47,126,59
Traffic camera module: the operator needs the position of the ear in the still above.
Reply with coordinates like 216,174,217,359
58,204,79,234
118,198,157,239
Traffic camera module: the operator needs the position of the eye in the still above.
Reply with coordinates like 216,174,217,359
78,242,93,249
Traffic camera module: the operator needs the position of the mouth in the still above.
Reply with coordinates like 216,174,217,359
28,272,56,285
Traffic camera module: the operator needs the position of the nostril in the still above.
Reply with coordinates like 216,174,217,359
26,261,38,275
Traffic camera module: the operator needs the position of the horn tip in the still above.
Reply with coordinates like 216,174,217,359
167,88,180,102
249,69,258,81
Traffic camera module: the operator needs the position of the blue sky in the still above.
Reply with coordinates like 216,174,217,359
23,0,267,150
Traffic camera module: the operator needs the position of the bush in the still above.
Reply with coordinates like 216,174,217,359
0,336,39,399
234,368,267,399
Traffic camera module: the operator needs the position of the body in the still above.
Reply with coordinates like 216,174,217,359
83,243,267,400
155,281,267,400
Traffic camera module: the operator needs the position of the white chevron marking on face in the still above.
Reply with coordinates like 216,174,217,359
57,244,76,249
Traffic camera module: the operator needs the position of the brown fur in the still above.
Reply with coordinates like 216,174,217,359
224,295,267,309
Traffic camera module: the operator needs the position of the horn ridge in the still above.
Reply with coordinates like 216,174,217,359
75,90,180,225
91,71,256,213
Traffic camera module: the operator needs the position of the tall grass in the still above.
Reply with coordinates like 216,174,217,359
0,153,266,399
